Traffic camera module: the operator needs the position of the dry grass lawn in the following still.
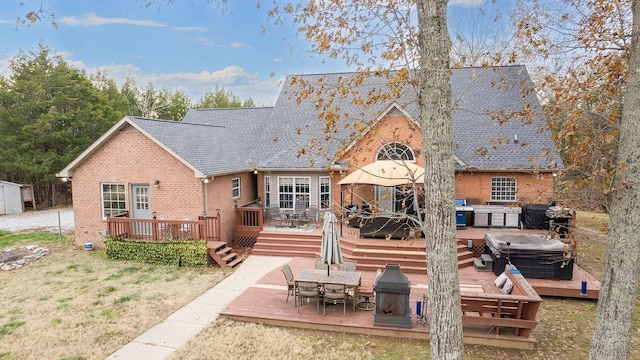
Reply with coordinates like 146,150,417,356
0,233,229,360
1,211,639,360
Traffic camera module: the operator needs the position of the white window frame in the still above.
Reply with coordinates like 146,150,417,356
277,176,310,210
232,177,241,198
319,176,331,210
101,183,127,218
264,175,271,207
376,142,416,161
491,176,517,202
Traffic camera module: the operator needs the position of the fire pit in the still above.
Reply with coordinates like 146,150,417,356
373,264,412,328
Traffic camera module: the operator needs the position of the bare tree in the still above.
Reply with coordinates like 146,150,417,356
418,2,465,358
449,0,516,66
514,0,640,357
269,1,464,358
589,2,640,358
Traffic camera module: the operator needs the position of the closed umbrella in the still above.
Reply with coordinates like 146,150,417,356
321,211,343,276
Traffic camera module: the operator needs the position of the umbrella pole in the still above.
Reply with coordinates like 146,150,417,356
340,190,343,237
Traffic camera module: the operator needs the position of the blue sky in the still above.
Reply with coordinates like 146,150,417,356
1,0,511,106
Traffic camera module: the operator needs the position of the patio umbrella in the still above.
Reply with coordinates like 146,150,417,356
321,211,343,276
337,160,425,187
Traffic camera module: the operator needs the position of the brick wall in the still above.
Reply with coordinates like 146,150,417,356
455,172,553,205
70,127,256,247
332,113,553,209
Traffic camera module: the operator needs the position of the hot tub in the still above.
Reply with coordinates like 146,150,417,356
484,232,574,280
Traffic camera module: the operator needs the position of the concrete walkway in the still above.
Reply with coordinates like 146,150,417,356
105,255,292,359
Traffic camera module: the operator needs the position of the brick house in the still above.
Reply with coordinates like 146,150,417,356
58,65,560,247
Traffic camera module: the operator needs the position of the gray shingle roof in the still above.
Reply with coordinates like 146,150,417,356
127,116,253,175
144,65,561,176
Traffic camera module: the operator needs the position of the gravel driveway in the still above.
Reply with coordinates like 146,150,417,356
0,207,74,233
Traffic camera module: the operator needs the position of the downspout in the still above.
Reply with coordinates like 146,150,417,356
202,177,212,217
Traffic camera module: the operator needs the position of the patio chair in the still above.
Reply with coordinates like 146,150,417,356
292,201,306,227
298,205,319,228
297,281,321,314
315,259,329,271
356,268,382,311
268,205,286,227
179,216,193,239
156,215,172,240
323,283,348,316
338,260,357,272
281,264,296,304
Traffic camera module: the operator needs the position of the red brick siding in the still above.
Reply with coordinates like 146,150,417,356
331,114,553,208
455,172,553,205
71,127,256,247
205,172,256,243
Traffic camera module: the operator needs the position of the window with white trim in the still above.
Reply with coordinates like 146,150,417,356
264,175,271,207
376,142,415,161
232,177,240,198
319,176,331,210
101,183,126,218
278,177,310,210
491,177,517,202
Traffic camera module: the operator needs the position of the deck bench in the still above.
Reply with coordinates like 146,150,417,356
460,264,542,338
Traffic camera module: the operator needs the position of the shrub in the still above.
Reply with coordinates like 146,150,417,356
104,237,208,267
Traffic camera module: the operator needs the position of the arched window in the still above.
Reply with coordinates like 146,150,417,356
376,142,415,161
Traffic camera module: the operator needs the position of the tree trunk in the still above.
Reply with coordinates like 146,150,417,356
589,2,640,358
416,1,464,359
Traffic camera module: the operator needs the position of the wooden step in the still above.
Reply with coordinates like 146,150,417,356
215,246,233,256
251,248,318,258
207,245,243,269
227,257,243,268
250,229,479,273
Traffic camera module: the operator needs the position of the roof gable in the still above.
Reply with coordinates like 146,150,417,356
57,116,254,179
249,66,560,171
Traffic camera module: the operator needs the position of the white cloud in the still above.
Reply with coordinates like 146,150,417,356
228,42,248,48
60,13,165,27
192,37,248,48
147,66,258,84
448,0,483,7
172,26,208,31
272,58,284,63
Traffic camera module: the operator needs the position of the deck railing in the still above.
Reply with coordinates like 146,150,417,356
107,213,220,242
234,203,264,248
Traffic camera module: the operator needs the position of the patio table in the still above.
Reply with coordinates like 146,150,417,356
294,269,362,312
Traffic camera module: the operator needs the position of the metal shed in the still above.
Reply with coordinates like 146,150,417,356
0,180,24,215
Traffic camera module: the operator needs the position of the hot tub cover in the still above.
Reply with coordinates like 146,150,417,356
485,232,574,258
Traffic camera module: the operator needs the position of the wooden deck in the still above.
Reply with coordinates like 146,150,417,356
220,257,577,350
251,224,601,299
223,214,600,349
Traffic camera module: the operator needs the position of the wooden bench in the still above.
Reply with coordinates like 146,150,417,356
460,264,542,338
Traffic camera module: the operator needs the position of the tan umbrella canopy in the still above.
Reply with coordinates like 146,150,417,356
337,160,425,186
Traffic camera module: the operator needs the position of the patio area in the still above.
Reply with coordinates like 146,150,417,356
219,255,600,350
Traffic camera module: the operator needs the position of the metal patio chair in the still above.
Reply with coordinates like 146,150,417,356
323,283,348,316
297,281,321,314
268,205,286,227
281,264,296,304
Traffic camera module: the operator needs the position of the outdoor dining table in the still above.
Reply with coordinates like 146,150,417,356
293,269,362,312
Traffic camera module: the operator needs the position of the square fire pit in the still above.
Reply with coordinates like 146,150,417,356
373,264,412,328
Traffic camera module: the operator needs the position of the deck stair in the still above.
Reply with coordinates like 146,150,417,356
473,253,494,272
208,241,243,268
252,230,476,274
